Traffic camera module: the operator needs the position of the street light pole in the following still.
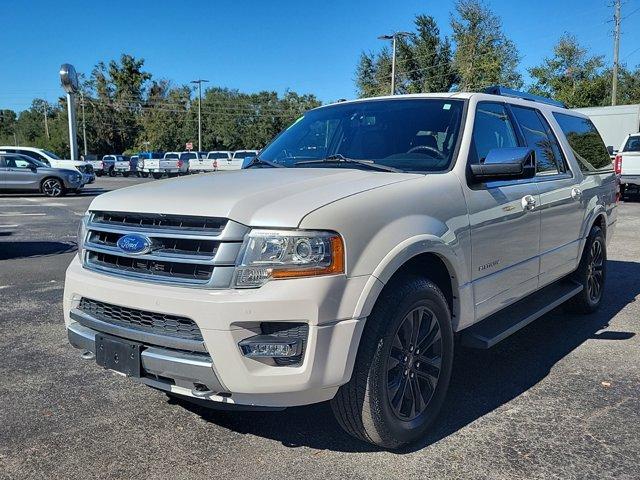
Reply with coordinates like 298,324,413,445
611,0,621,106
378,32,411,95
191,79,209,151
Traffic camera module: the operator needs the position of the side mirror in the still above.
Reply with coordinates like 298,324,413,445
241,156,256,169
29,165,38,173
470,147,535,182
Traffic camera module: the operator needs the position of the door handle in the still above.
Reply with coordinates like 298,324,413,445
571,187,583,200
521,195,537,211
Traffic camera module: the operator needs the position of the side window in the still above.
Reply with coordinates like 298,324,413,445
11,156,33,168
552,113,613,173
471,102,519,164
623,136,640,152
511,106,566,175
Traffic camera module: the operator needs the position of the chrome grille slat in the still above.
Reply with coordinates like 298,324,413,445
83,211,248,287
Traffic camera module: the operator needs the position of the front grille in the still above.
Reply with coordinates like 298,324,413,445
78,298,203,342
82,211,248,287
261,322,309,366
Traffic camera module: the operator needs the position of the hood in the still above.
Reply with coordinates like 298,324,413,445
89,168,420,227
50,159,90,167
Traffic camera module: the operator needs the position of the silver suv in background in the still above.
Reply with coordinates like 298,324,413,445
0,146,95,185
0,153,84,196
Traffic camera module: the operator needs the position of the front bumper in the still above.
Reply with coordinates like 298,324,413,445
64,257,369,407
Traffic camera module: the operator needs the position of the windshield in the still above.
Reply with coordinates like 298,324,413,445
259,99,464,172
180,152,198,160
208,152,230,159
43,149,61,160
623,136,640,152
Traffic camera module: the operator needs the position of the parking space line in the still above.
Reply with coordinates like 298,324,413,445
0,213,47,217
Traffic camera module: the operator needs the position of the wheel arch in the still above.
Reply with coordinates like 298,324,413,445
354,237,472,332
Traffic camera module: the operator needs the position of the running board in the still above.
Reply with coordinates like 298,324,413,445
461,279,583,349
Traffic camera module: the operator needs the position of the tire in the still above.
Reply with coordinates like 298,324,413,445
122,172,130,178
152,173,163,180
331,276,454,449
95,171,103,177
566,225,606,313
168,172,178,178
141,172,149,178
41,177,66,197
108,167,116,177
620,184,627,201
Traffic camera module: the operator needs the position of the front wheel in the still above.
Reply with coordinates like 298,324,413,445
566,225,606,313
41,178,66,197
108,168,116,177
122,172,130,178
331,276,454,449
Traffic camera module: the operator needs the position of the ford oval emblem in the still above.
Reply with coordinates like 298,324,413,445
116,234,152,255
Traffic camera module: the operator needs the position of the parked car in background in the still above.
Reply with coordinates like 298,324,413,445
230,149,258,170
0,146,95,185
143,152,186,179
114,155,132,177
65,88,617,449
188,151,218,173
202,151,233,172
0,153,84,196
100,155,118,177
179,151,207,173
615,133,640,199
134,152,163,178
81,154,104,176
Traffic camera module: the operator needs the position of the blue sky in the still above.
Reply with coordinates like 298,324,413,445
1,0,638,111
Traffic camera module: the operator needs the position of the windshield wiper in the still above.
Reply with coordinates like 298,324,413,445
294,154,402,173
244,156,285,169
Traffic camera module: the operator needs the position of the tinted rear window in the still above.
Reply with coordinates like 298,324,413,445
623,136,640,152
553,113,613,173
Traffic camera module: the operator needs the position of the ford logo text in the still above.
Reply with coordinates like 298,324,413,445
116,234,152,255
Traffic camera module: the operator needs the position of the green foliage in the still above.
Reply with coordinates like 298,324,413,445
528,34,608,108
0,54,321,157
451,0,522,91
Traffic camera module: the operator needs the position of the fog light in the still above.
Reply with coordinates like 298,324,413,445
239,335,302,358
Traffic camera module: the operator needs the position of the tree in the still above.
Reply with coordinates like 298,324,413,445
397,15,457,94
451,0,522,91
355,14,455,97
528,34,608,108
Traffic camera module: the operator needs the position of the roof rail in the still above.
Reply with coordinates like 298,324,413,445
482,86,567,109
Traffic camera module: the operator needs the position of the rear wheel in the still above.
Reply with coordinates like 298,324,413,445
108,167,116,177
122,172,130,178
152,173,163,180
331,276,454,449
141,172,149,178
566,225,606,313
41,178,66,197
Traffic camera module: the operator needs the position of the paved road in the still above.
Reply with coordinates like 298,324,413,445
0,177,639,479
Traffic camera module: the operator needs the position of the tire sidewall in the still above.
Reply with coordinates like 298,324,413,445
41,178,64,197
578,226,607,309
369,280,454,444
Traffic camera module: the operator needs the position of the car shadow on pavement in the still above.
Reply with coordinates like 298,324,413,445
172,259,639,453
0,241,76,260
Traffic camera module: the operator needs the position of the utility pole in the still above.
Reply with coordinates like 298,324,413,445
190,79,209,151
81,92,88,155
42,102,50,140
378,32,411,95
612,0,621,106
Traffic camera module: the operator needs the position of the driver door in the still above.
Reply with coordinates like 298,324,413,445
463,102,541,321
4,155,40,189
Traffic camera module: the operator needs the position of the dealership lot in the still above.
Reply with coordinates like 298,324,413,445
0,177,639,479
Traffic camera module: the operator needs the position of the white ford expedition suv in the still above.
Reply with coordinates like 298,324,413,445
65,88,618,449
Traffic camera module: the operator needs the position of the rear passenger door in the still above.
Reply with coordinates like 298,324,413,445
510,105,584,287
465,102,541,321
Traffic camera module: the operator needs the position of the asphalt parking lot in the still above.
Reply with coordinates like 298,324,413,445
0,176,639,480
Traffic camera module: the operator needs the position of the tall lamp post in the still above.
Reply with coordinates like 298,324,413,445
377,31,411,95
59,64,80,160
191,79,209,151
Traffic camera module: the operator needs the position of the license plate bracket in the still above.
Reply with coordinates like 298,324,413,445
95,333,142,377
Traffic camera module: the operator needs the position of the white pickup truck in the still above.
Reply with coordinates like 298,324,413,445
191,151,232,172
616,133,640,199
178,151,208,173
229,149,258,170
143,152,188,179
65,89,617,449
113,155,132,177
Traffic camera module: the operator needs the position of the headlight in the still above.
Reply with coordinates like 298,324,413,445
234,229,344,288
77,212,90,260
